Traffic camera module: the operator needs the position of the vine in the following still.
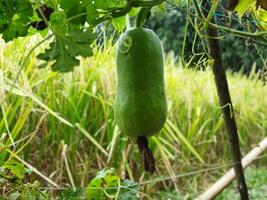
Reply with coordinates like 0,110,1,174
1,0,267,199
0,0,266,72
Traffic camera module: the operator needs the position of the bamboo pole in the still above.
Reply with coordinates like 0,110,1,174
197,137,267,200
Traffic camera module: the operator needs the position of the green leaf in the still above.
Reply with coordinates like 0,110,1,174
112,16,126,31
37,26,97,72
4,160,26,179
0,0,33,42
234,0,255,16
119,179,140,200
104,174,120,197
60,0,87,24
87,178,105,200
86,168,139,199
253,8,267,30
85,0,126,25
50,11,68,34
94,0,125,10
57,188,85,200
87,168,118,200
60,0,79,11
129,8,140,17
86,1,99,24
20,181,49,200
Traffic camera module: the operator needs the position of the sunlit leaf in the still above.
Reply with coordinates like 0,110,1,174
112,16,126,31
234,0,255,16
253,8,267,30
4,160,26,179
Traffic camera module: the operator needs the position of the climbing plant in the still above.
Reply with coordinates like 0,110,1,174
0,0,266,72
1,0,267,199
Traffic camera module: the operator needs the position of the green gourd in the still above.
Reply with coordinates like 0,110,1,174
114,28,167,138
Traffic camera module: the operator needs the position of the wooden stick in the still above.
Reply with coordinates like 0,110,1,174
196,137,267,200
197,0,249,198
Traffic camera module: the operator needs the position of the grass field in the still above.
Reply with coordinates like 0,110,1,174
0,36,267,199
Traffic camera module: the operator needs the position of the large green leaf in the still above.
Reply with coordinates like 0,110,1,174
86,1,99,24
0,0,33,42
87,168,139,200
37,27,97,72
60,0,87,24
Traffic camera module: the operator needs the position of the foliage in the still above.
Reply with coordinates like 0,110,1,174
0,158,138,199
0,160,48,199
217,167,267,199
0,0,266,73
152,167,267,199
1,37,267,197
145,4,267,73
57,188,86,200
0,0,165,72
234,0,255,16
37,25,97,72
0,0,33,42
87,168,140,200
0,0,267,198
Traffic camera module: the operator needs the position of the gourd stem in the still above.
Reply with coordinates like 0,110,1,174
135,8,150,27
136,136,155,174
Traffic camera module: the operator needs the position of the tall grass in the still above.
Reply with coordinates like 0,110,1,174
0,35,267,196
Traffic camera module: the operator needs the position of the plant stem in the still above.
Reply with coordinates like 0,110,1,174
190,0,267,43
135,8,151,28
92,0,165,27
136,136,155,174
